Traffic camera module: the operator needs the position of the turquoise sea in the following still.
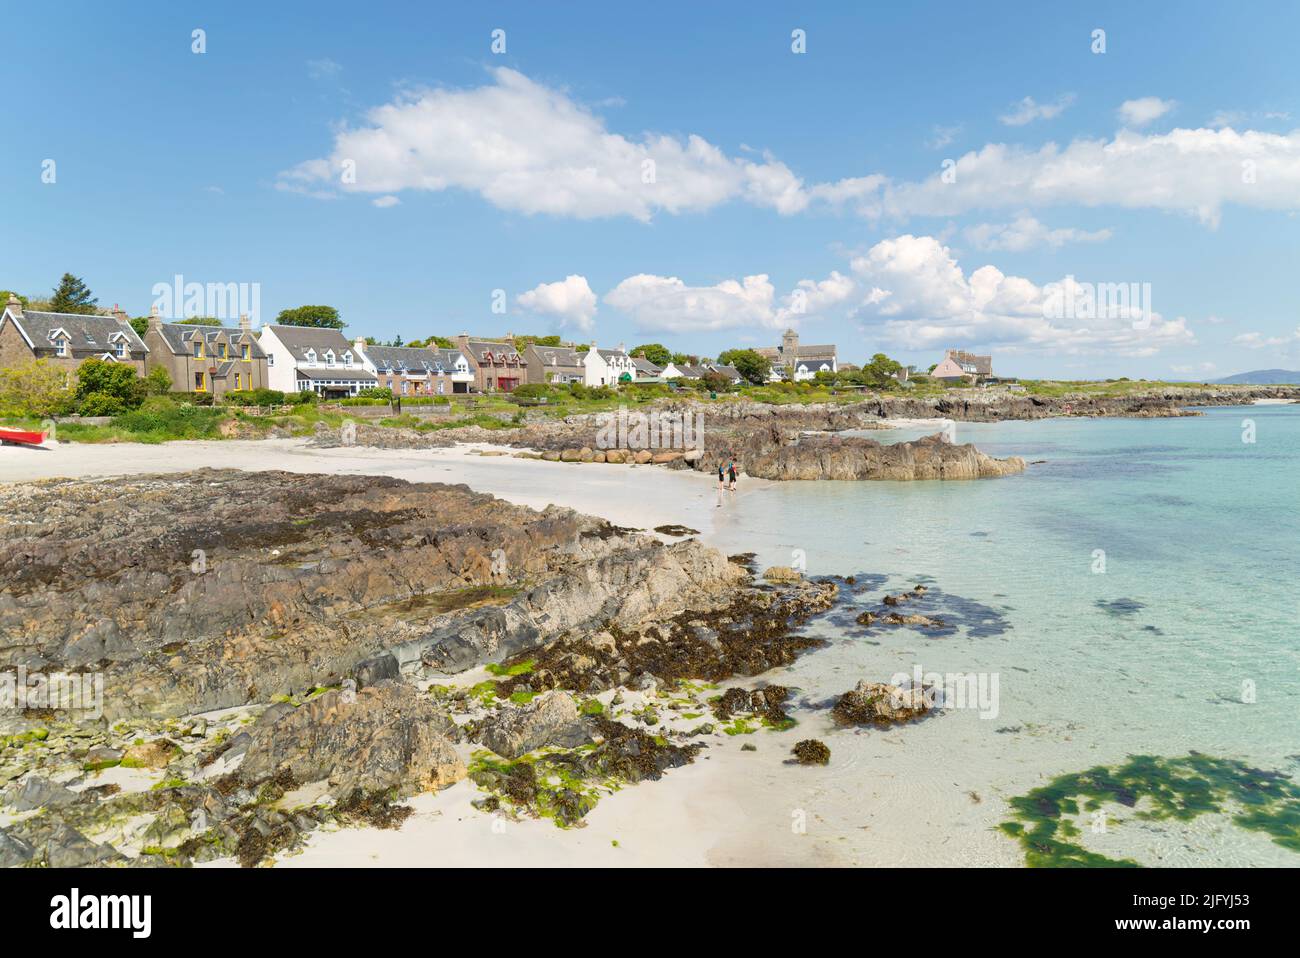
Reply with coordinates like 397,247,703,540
701,403,1300,866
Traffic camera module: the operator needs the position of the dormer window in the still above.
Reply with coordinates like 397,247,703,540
55,337,68,357
324,350,335,366
219,343,228,359
305,348,317,364
241,344,250,361
342,351,353,365
114,341,126,358
193,341,203,359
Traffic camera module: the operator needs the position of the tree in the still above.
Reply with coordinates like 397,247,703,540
49,273,98,314
0,360,72,417
630,343,671,366
274,305,344,329
129,316,150,338
670,352,698,366
513,334,562,349
701,370,731,393
861,352,903,387
575,344,590,354
716,348,771,385
0,290,29,309
178,316,223,326
144,366,173,395
74,358,146,414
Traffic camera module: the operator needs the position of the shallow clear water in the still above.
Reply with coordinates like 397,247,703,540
705,404,1300,865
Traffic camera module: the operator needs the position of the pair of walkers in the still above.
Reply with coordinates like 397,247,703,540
716,459,738,492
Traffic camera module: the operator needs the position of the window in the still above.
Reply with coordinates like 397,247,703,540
241,344,250,361
305,349,316,364
401,381,409,395
55,338,68,357
268,354,275,366
234,373,242,390
114,341,126,358
219,343,228,359
324,350,335,366
343,351,352,365
193,341,203,359
195,372,206,391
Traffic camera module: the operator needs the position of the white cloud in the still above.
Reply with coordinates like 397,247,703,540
964,214,1112,252
776,271,857,325
1171,362,1217,376
1118,97,1176,128
279,67,811,221
516,275,598,331
307,58,341,80
928,124,961,149
999,94,1075,126
1232,326,1300,349
372,195,400,208
280,69,1300,230
864,128,1300,227
604,274,778,333
850,234,1195,356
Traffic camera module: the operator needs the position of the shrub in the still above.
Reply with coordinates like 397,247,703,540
356,387,392,400
143,366,173,395
74,359,146,413
76,392,128,416
0,360,73,417
288,390,317,405
112,400,225,440
225,388,286,406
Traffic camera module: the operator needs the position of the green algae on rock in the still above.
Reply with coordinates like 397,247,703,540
998,752,1300,867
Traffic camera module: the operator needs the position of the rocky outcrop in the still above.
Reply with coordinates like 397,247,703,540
473,691,592,759
832,680,932,726
0,470,745,719
723,430,1024,481
234,682,464,798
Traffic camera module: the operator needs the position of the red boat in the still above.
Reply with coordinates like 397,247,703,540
0,427,47,446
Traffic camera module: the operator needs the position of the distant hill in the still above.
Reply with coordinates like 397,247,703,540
1210,369,1300,385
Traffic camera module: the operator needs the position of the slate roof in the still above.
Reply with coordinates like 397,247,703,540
264,325,356,362
631,356,663,375
365,345,468,374
463,340,522,363
526,344,583,368
6,309,148,355
155,322,265,358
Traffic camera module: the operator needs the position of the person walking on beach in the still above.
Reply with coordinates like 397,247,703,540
717,462,726,491
727,459,738,491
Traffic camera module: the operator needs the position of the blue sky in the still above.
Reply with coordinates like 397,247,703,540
3,1,1299,377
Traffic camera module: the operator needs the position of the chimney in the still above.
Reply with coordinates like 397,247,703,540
6,292,22,317
617,342,625,354
353,336,366,353
239,312,251,331
148,304,163,331
111,303,128,322
456,332,470,353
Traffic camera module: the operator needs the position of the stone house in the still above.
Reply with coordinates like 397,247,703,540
523,343,585,385
143,308,269,397
0,294,148,382
456,334,525,393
